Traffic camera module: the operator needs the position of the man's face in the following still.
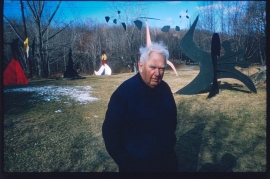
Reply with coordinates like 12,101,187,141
138,51,166,88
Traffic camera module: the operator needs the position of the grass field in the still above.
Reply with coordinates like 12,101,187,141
3,65,266,172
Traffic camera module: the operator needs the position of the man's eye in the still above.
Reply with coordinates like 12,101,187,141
159,68,165,71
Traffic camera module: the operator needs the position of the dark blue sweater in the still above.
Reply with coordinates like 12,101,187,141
102,73,177,171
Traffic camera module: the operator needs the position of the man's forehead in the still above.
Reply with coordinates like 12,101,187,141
148,63,166,68
146,57,165,64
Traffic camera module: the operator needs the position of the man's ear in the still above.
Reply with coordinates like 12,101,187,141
138,61,143,72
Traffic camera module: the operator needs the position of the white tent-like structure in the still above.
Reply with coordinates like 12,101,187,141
94,64,112,75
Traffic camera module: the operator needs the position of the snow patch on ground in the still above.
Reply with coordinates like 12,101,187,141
4,86,99,104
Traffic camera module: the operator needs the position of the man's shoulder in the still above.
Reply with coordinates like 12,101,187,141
108,75,138,105
112,74,138,95
118,74,139,90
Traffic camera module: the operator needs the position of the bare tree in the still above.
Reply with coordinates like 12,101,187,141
107,1,147,65
244,1,266,65
3,1,266,77
4,1,75,78
26,1,57,77
191,1,266,66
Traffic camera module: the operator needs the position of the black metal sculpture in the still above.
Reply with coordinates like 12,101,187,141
176,16,257,96
105,10,189,32
216,41,256,93
63,48,84,79
208,33,220,98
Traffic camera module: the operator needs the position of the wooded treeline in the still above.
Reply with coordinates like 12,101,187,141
3,1,266,78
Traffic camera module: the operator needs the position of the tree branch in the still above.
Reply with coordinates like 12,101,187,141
38,1,45,17
42,1,61,36
26,0,38,21
3,15,24,42
43,20,73,43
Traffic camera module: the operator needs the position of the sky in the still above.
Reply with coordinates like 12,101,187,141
60,1,201,29
4,1,202,30
4,1,257,32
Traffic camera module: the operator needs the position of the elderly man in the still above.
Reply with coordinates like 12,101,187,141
102,42,178,172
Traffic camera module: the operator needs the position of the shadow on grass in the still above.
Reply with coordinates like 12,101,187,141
175,119,238,172
175,97,265,172
198,153,237,172
4,92,35,115
176,123,206,172
198,81,251,94
219,82,251,94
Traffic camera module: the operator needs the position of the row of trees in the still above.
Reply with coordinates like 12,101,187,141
3,1,266,78
196,1,266,65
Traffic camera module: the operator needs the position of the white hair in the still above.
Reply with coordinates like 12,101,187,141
139,42,169,66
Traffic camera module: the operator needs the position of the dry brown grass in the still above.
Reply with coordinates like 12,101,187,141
3,65,266,172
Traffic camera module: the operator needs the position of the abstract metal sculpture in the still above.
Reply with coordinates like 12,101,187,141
105,10,187,33
208,33,221,98
216,40,257,93
176,16,257,96
63,48,84,79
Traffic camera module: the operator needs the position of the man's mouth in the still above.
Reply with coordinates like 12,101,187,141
152,78,159,82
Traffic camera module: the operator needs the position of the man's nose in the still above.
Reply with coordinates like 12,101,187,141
154,68,160,76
